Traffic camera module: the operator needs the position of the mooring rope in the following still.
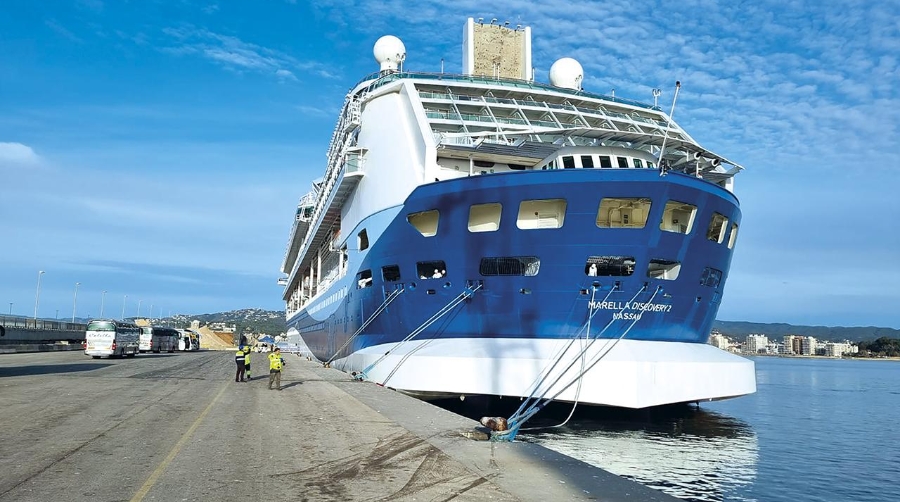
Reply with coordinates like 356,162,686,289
358,283,482,382
324,286,405,366
497,285,664,441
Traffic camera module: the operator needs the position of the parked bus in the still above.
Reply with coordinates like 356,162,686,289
139,327,153,352
150,327,179,353
84,319,140,358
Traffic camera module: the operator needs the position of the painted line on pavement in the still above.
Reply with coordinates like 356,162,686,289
130,382,229,502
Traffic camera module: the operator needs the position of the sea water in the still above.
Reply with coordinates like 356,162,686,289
520,356,900,502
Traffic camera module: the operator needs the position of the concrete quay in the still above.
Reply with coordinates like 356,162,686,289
0,350,677,501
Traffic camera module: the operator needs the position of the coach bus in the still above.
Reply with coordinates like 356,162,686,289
150,327,179,353
83,319,140,358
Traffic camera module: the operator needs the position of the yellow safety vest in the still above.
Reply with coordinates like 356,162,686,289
235,349,246,363
268,352,283,371
243,347,251,364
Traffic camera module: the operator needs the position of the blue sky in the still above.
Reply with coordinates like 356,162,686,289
1,0,898,328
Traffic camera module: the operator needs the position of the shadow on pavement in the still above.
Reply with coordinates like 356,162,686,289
0,363,112,377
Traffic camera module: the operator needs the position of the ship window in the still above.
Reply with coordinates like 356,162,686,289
585,256,635,276
358,229,369,250
382,265,401,282
417,261,447,279
508,163,528,171
727,223,739,249
517,199,567,229
647,259,681,280
596,197,652,228
706,213,728,243
473,160,495,168
660,200,697,234
700,267,723,287
468,203,502,232
479,256,540,276
562,156,576,169
617,157,629,168
633,159,644,168
599,156,612,168
647,160,655,168
407,210,439,237
581,155,594,168
356,269,373,289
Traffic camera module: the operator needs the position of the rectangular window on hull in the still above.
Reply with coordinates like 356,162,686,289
647,259,681,280
580,155,595,168
707,213,728,243
660,200,697,234
585,256,636,276
479,256,540,276
356,269,373,289
468,203,502,232
599,156,612,168
382,265,401,282
701,267,723,288
596,198,652,228
417,261,447,279
562,156,576,169
358,229,369,250
617,157,629,168
517,199,567,229
727,223,739,249
407,210,439,237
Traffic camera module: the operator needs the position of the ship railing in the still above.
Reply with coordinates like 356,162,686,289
354,70,660,111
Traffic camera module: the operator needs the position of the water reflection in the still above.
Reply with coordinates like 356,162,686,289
518,405,759,502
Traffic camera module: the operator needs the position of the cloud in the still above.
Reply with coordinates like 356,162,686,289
0,142,40,167
275,69,297,81
45,19,84,43
161,26,337,82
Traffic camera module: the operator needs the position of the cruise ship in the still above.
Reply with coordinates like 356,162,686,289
279,18,756,409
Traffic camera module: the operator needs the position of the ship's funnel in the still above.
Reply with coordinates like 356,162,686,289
373,35,406,72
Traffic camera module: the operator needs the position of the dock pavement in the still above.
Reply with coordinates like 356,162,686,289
0,349,677,501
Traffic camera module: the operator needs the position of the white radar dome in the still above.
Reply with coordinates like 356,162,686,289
373,35,406,72
549,57,584,90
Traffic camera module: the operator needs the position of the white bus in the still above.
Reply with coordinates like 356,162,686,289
84,320,140,358
139,326,180,353
139,326,153,352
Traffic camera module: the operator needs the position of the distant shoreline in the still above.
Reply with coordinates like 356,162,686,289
748,354,900,362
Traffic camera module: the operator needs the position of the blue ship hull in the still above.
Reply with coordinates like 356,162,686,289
289,168,738,363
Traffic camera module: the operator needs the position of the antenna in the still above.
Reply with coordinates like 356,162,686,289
657,81,681,176
652,88,661,108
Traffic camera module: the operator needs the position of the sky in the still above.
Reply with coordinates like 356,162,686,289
1,0,898,328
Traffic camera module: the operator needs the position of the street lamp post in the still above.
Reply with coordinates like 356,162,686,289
33,270,45,320
72,282,81,322
137,299,143,318
8,303,12,316
100,291,107,318
122,294,128,320
149,303,154,322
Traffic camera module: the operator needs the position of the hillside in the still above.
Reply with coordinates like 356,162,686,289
158,309,287,337
712,320,900,343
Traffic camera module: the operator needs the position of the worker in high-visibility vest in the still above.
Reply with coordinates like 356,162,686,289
235,345,247,382
243,345,252,380
268,348,285,390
